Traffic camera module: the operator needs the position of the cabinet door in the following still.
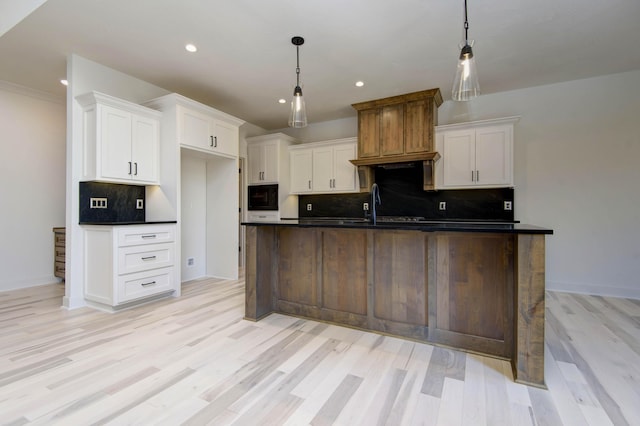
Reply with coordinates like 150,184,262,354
131,115,159,183
405,98,432,153
475,125,512,186
332,143,357,192
212,119,239,157
312,146,334,192
380,104,404,156
247,144,264,184
262,142,279,183
100,105,132,180
290,149,313,193
358,109,380,158
442,129,476,187
180,107,212,150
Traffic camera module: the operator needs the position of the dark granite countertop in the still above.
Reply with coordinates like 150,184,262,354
79,221,177,226
242,218,553,235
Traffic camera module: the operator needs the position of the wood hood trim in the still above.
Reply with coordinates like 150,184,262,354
350,151,440,167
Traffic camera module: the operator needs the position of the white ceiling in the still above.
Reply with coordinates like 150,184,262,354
1,0,639,130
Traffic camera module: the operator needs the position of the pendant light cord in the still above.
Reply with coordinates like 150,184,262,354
296,46,301,87
463,0,469,43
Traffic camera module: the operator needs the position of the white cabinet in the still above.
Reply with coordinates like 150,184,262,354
84,224,178,310
290,149,313,193
247,141,279,184
247,211,280,222
179,106,239,158
435,117,519,189
77,92,161,184
289,138,358,194
143,93,244,160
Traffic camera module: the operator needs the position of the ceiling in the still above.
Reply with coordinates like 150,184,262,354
1,0,639,130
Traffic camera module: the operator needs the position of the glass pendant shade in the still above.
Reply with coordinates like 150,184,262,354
289,85,307,128
452,40,480,101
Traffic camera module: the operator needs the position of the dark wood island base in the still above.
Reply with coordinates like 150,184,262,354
244,221,551,388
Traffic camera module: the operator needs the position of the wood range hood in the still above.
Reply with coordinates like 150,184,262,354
350,88,443,191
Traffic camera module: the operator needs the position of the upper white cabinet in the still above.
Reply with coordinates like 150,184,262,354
76,92,161,184
246,133,299,185
435,117,519,189
289,138,358,194
143,93,245,159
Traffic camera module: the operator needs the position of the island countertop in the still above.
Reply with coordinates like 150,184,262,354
241,218,553,235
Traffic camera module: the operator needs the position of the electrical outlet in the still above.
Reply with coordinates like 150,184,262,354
439,201,446,211
136,199,144,209
90,197,107,209
307,203,312,211
187,257,195,266
504,201,513,211
363,202,369,211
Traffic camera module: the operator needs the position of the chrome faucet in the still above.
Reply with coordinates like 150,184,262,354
371,183,381,225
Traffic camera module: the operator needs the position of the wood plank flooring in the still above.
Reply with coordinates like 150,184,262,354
0,274,638,425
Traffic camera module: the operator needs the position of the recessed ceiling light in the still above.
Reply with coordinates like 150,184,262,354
355,81,364,87
185,44,197,53
278,99,286,104
60,79,68,86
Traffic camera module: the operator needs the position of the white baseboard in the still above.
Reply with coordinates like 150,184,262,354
546,280,640,300
63,295,87,310
0,275,61,293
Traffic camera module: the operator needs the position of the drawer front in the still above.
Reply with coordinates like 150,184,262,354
54,261,65,278
117,267,174,303
54,232,66,246
55,246,66,262
118,243,174,274
117,225,175,247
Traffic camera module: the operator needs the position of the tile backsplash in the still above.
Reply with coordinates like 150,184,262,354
79,181,145,223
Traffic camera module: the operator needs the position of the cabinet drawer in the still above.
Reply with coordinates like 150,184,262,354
118,243,174,274
54,261,65,278
117,267,174,303
118,226,175,247
55,246,66,262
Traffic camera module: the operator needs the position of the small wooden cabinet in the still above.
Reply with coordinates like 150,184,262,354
84,224,178,310
352,89,443,160
53,227,65,280
289,138,358,194
435,117,519,189
76,92,161,184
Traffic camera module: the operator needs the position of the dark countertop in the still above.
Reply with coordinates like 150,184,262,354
79,221,177,226
242,218,553,235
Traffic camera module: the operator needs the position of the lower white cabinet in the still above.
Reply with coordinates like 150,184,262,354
84,224,177,310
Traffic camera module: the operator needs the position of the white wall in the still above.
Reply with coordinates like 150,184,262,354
0,82,65,291
279,70,640,299
180,153,207,281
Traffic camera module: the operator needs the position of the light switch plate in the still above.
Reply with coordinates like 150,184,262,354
439,201,446,211
90,197,107,209
136,199,144,209
504,201,512,211
307,203,312,211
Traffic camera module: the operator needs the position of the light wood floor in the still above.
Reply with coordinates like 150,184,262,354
0,274,638,425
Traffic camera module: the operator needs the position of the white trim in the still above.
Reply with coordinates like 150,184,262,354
547,280,640,300
0,80,65,104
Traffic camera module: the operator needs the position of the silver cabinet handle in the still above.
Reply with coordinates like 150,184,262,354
141,234,157,239
134,162,138,176
210,135,214,147
308,180,311,189
141,281,156,287
476,170,480,182
471,170,475,182
128,162,132,175
141,255,156,261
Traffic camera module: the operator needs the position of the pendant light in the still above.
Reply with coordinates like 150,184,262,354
288,36,308,128
452,0,480,101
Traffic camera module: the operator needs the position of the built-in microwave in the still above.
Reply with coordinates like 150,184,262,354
248,184,278,211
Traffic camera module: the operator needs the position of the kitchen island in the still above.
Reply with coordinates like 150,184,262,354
242,219,552,388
